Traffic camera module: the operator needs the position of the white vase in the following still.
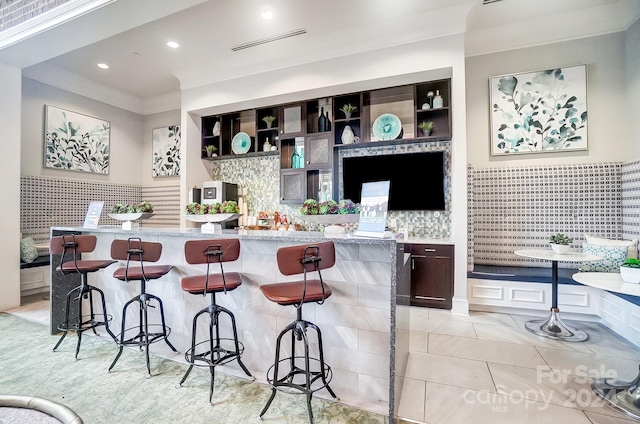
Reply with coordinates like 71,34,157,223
620,266,640,283
551,244,570,254
341,125,355,144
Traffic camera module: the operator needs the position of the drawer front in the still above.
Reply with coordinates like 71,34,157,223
407,243,453,257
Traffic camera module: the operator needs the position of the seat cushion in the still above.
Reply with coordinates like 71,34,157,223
113,265,173,281
59,259,116,274
181,272,242,294
260,280,332,306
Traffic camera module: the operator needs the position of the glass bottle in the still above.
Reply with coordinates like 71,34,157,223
325,110,331,131
433,90,444,108
290,146,300,168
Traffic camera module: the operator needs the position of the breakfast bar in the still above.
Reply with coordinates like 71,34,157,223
50,225,408,419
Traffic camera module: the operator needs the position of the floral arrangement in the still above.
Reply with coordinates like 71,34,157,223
185,201,240,215
300,199,359,215
549,233,572,245
111,201,153,214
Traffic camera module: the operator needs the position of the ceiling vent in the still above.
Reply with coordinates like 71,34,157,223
231,29,307,52
482,0,503,4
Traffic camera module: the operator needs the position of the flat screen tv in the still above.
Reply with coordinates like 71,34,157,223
342,151,446,211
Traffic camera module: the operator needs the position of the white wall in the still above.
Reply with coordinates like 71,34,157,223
626,18,640,159
21,78,145,184
141,109,181,186
0,63,22,311
466,32,629,168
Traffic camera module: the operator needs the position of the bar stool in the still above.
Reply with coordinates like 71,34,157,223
50,234,117,359
258,241,339,423
176,238,254,403
108,237,178,377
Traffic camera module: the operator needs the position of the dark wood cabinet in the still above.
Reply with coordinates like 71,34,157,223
406,243,454,309
199,79,452,204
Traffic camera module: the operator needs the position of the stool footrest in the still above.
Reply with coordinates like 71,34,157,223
266,356,333,395
184,339,245,368
57,314,113,332
116,325,172,348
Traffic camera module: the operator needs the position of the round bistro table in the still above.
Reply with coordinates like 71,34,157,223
514,249,601,342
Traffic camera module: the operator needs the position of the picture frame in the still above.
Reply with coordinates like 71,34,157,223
489,65,588,156
152,125,181,177
44,105,110,174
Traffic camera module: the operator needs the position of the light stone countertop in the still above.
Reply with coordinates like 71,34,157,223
52,226,409,245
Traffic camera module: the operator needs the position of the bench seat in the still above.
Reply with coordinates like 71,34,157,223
20,255,50,270
468,264,640,306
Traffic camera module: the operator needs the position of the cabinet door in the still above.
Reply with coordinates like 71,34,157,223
304,134,332,169
409,244,453,309
281,103,306,136
280,169,306,204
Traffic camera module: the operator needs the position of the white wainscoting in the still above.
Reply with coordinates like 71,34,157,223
468,277,640,348
20,265,50,297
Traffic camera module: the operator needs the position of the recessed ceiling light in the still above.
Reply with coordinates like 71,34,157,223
166,41,180,49
97,63,109,69
261,9,274,20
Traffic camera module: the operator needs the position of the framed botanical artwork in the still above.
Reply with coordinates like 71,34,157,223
44,105,110,174
490,65,588,155
152,125,181,177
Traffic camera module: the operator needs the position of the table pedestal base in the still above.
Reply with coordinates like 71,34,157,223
525,308,588,342
592,367,640,420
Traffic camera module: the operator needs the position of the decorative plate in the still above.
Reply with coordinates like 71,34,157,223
231,132,251,155
372,113,402,141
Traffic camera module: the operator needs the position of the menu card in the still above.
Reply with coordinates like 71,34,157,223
354,181,392,238
83,201,103,228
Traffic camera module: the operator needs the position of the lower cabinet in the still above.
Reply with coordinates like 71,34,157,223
406,243,454,309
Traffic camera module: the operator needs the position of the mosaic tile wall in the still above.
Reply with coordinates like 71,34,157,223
467,163,474,271
470,163,623,268
19,176,181,245
0,0,72,31
622,159,640,239
211,142,453,237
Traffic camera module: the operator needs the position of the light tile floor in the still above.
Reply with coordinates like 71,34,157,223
6,299,640,423
397,308,640,424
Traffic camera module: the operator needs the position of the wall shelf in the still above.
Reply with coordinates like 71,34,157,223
200,78,452,203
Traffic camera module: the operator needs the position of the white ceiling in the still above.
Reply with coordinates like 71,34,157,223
1,0,638,115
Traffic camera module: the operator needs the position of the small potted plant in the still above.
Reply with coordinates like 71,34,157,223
203,145,217,157
621,258,640,283
418,121,436,136
549,233,572,254
339,104,358,120
262,115,276,129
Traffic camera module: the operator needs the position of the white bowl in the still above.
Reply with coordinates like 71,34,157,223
620,266,640,284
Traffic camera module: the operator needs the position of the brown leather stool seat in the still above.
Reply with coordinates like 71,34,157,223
50,234,117,359
176,238,253,403
108,237,178,377
258,241,338,424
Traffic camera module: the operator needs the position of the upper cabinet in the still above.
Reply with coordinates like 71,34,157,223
199,78,452,203
200,78,451,160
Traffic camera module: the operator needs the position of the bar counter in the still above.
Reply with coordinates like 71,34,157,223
50,226,408,418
